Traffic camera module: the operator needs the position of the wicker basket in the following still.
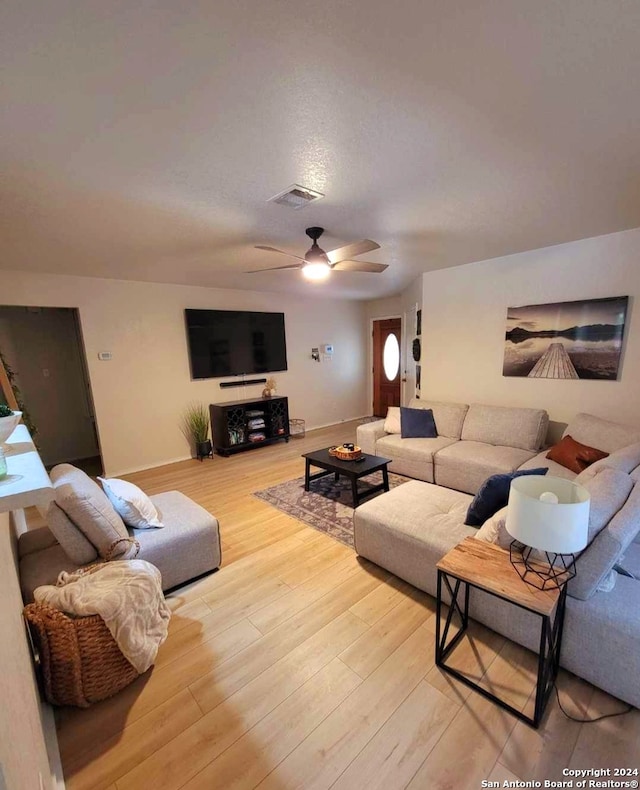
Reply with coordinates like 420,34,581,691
24,603,140,708
334,445,362,461
23,536,142,708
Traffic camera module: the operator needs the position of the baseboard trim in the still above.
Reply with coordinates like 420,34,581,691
105,416,370,477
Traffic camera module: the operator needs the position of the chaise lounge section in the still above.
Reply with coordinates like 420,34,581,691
18,465,221,601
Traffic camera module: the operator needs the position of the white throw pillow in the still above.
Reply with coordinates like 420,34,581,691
474,506,510,547
98,477,164,529
474,505,550,563
384,406,401,434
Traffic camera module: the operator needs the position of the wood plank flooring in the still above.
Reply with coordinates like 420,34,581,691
55,421,640,790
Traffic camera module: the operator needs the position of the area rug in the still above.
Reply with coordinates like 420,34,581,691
254,472,408,548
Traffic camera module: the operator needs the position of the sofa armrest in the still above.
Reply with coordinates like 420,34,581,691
356,420,388,455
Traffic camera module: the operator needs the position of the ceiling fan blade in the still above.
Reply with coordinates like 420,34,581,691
246,263,303,273
331,260,388,273
327,239,380,264
254,245,306,262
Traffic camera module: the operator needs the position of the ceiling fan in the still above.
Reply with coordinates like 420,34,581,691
248,227,387,281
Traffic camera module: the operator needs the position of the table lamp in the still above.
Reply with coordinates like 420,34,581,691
506,475,590,590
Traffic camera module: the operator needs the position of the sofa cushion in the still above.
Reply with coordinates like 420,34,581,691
137,491,221,590
465,467,549,527
354,480,474,593
18,525,59,558
434,441,537,495
46,501,99,564
384,407,401,434
50,464,129,558
619,542,640,577
575,442,640,485
19,540,83,603
517,451,576,480
375,434,456,484
569,475,639,601
400,406,437,439
408,398,469,439
356,419,387,456
461,404,548,452
583,468,633,546
376,434,456,465
546,435,608,475
564,413,640,454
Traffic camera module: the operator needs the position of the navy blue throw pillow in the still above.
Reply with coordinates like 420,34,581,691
400,406,437,439
464,467,549,527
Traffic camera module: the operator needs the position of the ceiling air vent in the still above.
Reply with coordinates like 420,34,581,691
268,184,325,210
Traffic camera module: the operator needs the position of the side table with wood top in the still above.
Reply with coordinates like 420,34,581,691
435,536,567,728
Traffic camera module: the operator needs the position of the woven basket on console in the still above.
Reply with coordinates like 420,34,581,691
23,536,142,708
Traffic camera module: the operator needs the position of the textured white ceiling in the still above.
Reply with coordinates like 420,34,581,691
2,0,640,300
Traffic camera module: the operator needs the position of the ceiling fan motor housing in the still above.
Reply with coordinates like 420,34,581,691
304,227,329,263
305,226,324,242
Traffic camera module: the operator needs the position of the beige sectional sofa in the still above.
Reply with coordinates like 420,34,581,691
354,412,640,708
357,399,549,494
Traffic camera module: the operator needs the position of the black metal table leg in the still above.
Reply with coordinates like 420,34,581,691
435,570,469,665
304,458,310,491
435,569,565,729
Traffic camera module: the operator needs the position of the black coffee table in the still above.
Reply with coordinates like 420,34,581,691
302,447,392,508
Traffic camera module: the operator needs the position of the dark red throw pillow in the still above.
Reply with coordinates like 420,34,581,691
546,435,609,474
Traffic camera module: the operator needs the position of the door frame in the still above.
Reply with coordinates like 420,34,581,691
71,308,104,471
0,304,105,473
402,303,418,406
368,314,403,416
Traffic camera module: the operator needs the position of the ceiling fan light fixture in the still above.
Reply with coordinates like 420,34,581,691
302,261,331,282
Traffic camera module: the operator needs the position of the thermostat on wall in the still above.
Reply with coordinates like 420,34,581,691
98,351,113,361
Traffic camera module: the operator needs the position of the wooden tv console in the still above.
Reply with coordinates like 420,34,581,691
210,396,290,456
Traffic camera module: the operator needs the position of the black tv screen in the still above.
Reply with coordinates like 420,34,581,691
185,309,288,379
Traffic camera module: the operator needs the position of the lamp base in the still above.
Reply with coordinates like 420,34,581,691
509,541,576,591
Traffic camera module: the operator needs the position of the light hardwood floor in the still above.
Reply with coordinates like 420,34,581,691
56,420,640,790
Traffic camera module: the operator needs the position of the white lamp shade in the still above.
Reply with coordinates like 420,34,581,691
506,475,590,554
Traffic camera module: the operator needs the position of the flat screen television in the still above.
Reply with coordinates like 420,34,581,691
185,309,288,379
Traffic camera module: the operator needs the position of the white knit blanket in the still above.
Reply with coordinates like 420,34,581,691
34,560,171,673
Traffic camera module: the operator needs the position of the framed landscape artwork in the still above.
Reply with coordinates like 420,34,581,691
503,296,629,380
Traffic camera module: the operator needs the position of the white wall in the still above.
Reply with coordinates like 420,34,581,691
420,227,640,428
0,512,62,790
0,307,99,466
1,273,368,475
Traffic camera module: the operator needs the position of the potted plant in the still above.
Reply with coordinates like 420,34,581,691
181,403,212,461
0,404,22,453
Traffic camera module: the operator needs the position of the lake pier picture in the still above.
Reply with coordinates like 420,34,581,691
503,296,628,380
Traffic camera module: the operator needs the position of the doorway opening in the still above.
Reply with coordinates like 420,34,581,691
0,306,103,476
372,317,402,417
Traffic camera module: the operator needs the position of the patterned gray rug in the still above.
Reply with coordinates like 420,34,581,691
254,472,408,548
